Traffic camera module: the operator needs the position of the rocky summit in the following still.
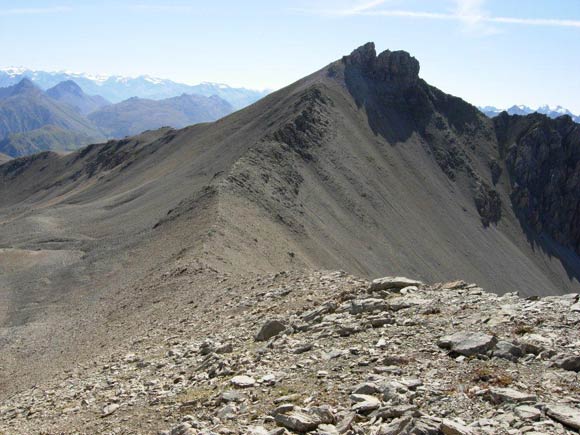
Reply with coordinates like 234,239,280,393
1,270,579,434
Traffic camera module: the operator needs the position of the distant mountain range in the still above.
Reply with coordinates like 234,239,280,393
0,67,269,108
0,79,105,156
480,104,580,123
0,78,235,158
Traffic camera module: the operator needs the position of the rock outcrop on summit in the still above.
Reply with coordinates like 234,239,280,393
0,44,579,432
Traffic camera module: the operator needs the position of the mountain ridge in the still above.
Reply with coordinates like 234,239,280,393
0,43,578,418
1,42,577,293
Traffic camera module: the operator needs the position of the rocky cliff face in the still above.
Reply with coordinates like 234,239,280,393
495,113,580,255
343,42,420,89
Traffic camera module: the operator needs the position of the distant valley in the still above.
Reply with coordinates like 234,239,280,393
0,70,266,158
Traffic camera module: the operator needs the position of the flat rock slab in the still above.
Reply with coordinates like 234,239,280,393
230,375,256,388
349,298,388,314
102,403,120,417
275,410,319,433
442,280,468,290
489,387,536,404
441,418,475,435
316,424,339,435
515,405,541,421
438,331,497,356
369,276,423,292
350,394,381,413
546,404,580,430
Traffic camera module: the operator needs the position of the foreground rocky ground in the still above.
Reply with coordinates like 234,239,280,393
1,270,579,435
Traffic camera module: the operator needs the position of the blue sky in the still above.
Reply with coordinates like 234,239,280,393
0,0,579,111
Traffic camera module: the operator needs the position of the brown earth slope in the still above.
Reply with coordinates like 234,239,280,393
0,42,579,398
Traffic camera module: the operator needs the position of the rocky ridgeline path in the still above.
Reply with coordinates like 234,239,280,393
1,271,579,434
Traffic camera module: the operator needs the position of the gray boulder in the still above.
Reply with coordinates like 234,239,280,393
275,410,320,433
493,340,523,361
552,354,580,372
256,320,287,341
438,331,497,356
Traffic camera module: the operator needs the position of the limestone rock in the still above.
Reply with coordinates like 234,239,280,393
546,404,580,430
230,375,256,388
369,276,423,292
514,405,541,421
377,415,440,435
441,418,475,435
102,403,120,416
438,331,497,356
489,387,536,404
348,298,388,314
275,410,319,433
316,424,339,435
350,394,380,413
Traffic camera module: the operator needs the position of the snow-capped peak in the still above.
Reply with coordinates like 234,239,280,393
142,75,166,85
537,104,571,115
199,81,232,89
0,66,29,76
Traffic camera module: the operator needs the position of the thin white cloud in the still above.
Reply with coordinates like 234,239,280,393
346,0,388,15
454,0,487,21
296,0,580,29
127,4,194,13
0,6,71,15
290,0,389,17
452,0,496,33
362,10,580,29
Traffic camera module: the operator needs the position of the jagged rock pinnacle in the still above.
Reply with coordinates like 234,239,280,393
343,42,420,88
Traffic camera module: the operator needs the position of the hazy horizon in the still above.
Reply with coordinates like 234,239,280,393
1,0,579,111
